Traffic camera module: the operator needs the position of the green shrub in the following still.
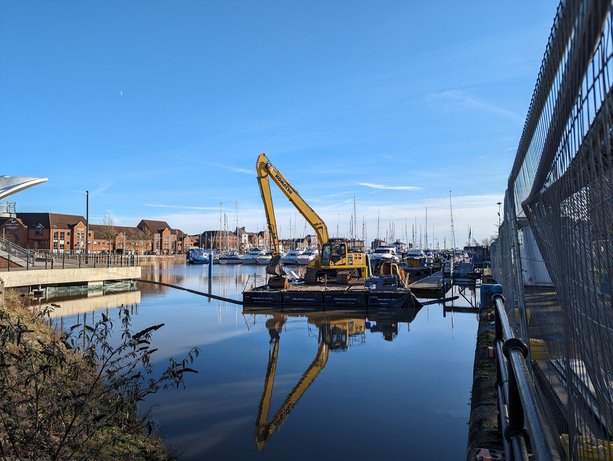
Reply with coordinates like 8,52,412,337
0,301,199,460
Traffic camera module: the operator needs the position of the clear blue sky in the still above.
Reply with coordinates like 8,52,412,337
0,1,559,247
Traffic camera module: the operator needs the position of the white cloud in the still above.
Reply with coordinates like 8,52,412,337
144,204,220,211
208,163,255,176
428,89,523,124
358,182,421,191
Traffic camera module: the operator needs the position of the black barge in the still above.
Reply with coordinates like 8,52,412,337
243,282,420,309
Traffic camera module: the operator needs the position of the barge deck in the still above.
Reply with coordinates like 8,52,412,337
243,282,419,309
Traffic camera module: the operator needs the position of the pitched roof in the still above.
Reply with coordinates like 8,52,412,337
49,213,86,229
138,219,172,233
17,212,86,229
16,212,51,228
0,216,26,228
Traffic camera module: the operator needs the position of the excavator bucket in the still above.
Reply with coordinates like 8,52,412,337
266,255,285,276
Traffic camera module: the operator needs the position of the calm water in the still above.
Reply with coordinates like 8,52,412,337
52,261,478,460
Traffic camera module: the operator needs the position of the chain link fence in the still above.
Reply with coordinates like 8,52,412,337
493,0,613,458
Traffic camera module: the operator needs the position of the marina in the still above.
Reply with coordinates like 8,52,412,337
3,2,613,459
45,262,478,460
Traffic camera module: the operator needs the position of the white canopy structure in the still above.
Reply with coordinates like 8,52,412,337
0,176,48,200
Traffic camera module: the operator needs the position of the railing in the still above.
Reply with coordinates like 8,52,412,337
1,246,140,271
492,293,562,461
0,237,35,270
39,252,140,270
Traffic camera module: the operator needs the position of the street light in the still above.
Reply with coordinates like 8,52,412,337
497,201,502,231
86,190,89,263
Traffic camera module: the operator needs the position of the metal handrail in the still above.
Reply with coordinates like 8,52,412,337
492,294,563,461
1,246,140,271
0,237,35,269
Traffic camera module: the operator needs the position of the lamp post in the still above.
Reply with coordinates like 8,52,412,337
85,190,89,263
497,201,502,235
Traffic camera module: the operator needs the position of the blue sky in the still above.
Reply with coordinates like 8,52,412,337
0,1,559,247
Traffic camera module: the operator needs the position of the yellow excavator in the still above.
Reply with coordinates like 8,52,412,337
256,153,369,286
254,314,366,449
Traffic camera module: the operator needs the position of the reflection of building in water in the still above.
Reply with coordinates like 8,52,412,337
140,263,185,287
42,290,142,318
251,306,421,449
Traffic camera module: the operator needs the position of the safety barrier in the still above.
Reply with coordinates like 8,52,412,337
492,294,562,461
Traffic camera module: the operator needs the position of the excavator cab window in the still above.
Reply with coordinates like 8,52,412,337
322,242,346,265
330,243,344,263
321,243,332,266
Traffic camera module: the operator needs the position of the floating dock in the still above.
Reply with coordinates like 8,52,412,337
409,270,451,297
243,282,419,309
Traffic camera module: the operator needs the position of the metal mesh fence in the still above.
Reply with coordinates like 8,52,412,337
494,1,613,458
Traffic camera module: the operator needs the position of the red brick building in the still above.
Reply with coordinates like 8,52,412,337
1,210,265,255
136,219,177,255
1,213,90,253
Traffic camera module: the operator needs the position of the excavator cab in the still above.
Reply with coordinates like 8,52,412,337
306,239,368,284
321,241,346,265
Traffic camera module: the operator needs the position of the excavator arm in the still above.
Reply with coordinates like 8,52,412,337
256,153,329,252
254,337,329,450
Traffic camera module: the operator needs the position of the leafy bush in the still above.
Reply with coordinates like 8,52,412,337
0,301,199,460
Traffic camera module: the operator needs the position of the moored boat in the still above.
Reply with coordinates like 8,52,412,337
186,248,209,264
243,248,265,264
281,248,305,265
370,246,400,265
256,250,275,265
218,251,244,264
296,247,318,265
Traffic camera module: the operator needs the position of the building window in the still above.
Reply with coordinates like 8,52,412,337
35,224,43,236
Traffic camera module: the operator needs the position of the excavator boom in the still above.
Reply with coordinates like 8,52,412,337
256,153,329,251
256,153,369,283
254,339,329,449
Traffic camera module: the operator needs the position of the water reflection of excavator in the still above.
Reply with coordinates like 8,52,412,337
254,314,366,449
256,153,369,286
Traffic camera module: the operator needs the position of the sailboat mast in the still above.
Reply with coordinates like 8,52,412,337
376,210,380,241
353,196,357,246
425,207,428,249
449,191,456,250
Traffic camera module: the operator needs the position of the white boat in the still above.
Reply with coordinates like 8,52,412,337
218,251,244,264
370,246,400,264
242,248,265,264
296,247,318,265
256,250,275,265
281,248,305,265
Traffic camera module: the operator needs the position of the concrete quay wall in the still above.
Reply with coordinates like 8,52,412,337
0,266,141,288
